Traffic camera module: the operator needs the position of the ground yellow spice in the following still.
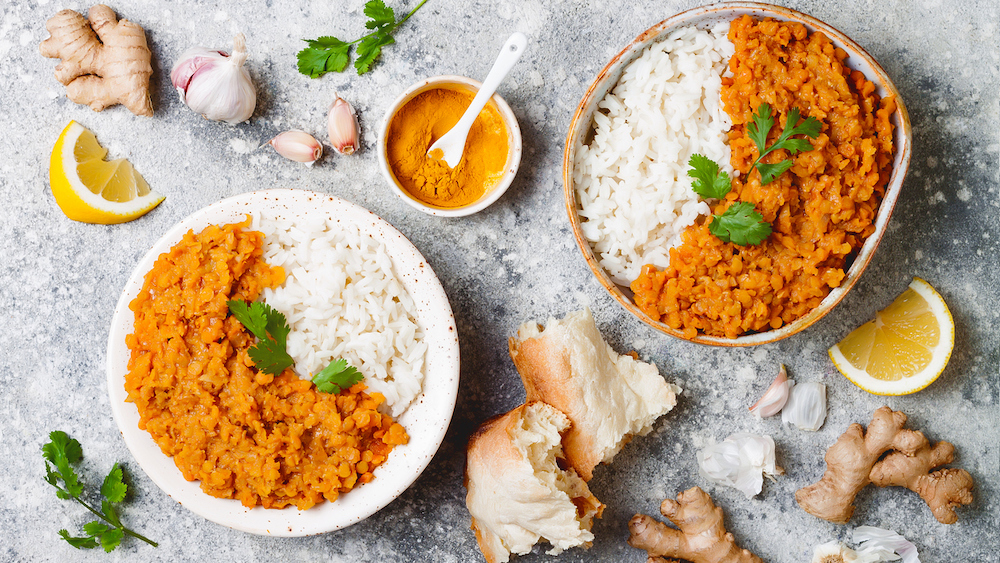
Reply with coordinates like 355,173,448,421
387,86,508,208
125,218,409,509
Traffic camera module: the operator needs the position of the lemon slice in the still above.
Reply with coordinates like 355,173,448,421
49,121,164,224
829,277,954,395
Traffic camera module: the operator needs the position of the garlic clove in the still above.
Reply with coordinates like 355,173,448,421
328,95,360,155
269,130,323,165
781,381,827,431
749,364,793,418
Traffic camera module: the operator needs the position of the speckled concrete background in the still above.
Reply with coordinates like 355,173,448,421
1,0,997,561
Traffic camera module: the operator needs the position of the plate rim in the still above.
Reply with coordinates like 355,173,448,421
106,188,460,536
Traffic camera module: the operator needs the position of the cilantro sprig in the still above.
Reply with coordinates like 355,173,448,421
748,103,821,185
686,155,772,246
43,431,157,552
311,358,364,394
298,0,429,77
228,299,294,375
709,202,772,246
687,154,732,199
227,300,363,394
684,101,818,246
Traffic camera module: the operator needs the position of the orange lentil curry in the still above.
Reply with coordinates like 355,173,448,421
632,16,896,339
125,218,408,509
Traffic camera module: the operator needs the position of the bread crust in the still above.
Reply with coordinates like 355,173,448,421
464,402,602,563
509,309,680,481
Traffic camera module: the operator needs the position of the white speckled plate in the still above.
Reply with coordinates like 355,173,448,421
106,189,460,536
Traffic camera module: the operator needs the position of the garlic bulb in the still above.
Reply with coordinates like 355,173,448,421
781,381,827,431
749,364,793,418
268,130,323,165
853,527,920,563
171,34,256,124
811,541,881,563
697,432,778,498
328,95,360,155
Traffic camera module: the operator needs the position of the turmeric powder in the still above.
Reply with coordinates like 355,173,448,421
386,86,508,208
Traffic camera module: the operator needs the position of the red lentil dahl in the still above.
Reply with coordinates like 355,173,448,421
632,16,896,339
125,218,408,509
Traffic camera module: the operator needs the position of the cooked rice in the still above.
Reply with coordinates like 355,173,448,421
574,24,734,286
252,212,426,417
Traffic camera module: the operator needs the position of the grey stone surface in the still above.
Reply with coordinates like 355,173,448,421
1,0,997,561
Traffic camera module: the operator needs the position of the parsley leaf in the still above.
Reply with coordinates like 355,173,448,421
709,202,773,246
755,159,796,186
364,0,396,29
43,432,157,551
747,103,821,185
59,529,99,550
228,300,294,375
312,358,364,394
101,463,127,503
298,0,429,77
687,154,732,199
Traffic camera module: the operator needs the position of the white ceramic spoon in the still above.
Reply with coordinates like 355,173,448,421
426,32,527,168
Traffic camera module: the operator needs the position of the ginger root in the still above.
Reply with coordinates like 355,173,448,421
40,5,153,116
796,406,973,524
628,487,762,563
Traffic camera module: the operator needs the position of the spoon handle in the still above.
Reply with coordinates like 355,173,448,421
440,33,527,166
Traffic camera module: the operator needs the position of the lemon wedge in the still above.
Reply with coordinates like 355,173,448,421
829,277,954,395
49,121,164,224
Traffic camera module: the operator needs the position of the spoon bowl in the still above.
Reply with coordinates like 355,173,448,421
426,32,527,168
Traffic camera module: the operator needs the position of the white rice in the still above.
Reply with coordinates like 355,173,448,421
252,212,426,417
574,24,734,286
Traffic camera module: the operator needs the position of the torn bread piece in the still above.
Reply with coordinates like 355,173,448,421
509,308,681,481
465,402,604,563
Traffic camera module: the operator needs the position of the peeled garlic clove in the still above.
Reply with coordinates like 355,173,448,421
269,130,323,165
749,364,793,418
328,95,360,155
853,527,920,563
781,381,827,431
171,34,256,125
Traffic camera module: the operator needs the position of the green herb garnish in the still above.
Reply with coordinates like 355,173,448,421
43,431,157,552
708,201,773,246
687,154,733,199
227,299,294,375
228,300,362,394
297,0,429,77
311,358,364,394
748,103,821,185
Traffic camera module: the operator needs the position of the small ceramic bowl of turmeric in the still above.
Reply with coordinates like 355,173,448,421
377,75,522,217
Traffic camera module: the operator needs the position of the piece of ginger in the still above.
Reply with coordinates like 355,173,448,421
40,5,153,116
796,406,973,525
628,487,762,563
869,431,974,524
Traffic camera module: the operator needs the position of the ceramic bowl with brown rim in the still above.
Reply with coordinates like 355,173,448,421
563,2,911,346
